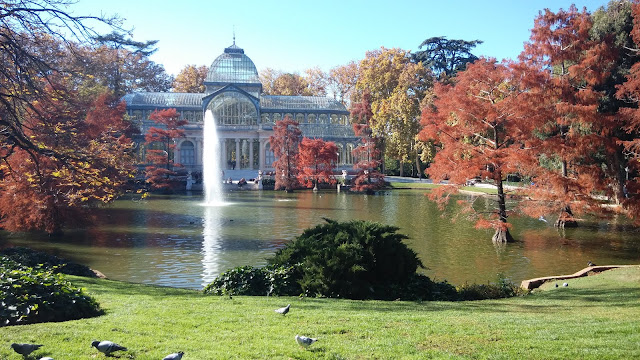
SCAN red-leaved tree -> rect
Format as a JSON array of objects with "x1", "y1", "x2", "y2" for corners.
[
  {"x1": 269, "y1": 116, "x2": 302, "y2": 192},
  {"x1": 144, "y1": 108, "x2": 187, "y2": 190},
  {"x1": 297, "y1": 137, "x2": 338, "y2": 190},
  {"x1": 350, "y1": 91, "x2": 385, "y2": 192},
  {"x1": 616, "y1": 0, "x2": 640, "y2": 221},
  {"x1": 0, "y1": 81, "x2": 135, "y2": 234},
  {"x1": 420, "y1": 58, "x2": 533, "y2": 243},
  {"x1": 518, "y1": 5, "x2": 615, "y2": 228}
]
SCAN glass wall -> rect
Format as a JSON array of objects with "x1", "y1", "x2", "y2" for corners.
[{"x1": 207, "y1": 92, "x2": 258, "y2": 126}]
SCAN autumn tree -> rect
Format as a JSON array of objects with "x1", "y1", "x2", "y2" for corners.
[
  {"x1": 590, "y1": 0, "x2": 640, "y2": 209},
  {"x1": 327, "y1": 61, "x2": 359, "y2": 107},
  {"x1": 412, "y1": 36, "x2": 483, "y2": 81},
  {"x1": 355, "y1": 47, "x2": 433, "y2": 175},
  {"x1": 304, "y1": 67, "x2": 328, "y2": 96},
  {"x1": 297, "y1": 138, "x2": 338, "y2": 190},
  {"x1": 0, "y1": 0, "x2": 121, "y2": 163},
  {"x1": 0, "y1": 80, "x2": 135, "y2": 234},
  {"x1": 350, "y1": 92, "x2": 385, "y2": 193},
  {"x1": 420, "y1": 59, "x2": 534, "y2": 243},
  {"x1": 615, "y1": 0, "x2": 640, "y2": 220},
  {"x1": 92, "y1": 31, "x2": 172, "y2": 97},
  {"x1": 144, "y1": 108, "x2": 187, "y2": 190},
  {"x1": 269, "y1": 116, "x2": 302, "y2": 192},
  {"x1": 519, "y1": 5, "x2": 616, "y2": 228},
  {"x1": 173, "y1": 64, "x2": 208, "y2": 93}
]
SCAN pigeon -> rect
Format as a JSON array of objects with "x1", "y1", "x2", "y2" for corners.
[
  {"x1": 295, "y1": 334, "x2": 318, "y2": 348},
  {"x1": 563, "y1": 282, "x2": 569, "y2": 287},
  {"x1": 275, "y1": 304, "x2": 290, "y2": 315},
  {"x1": 91, "y1": 340, "x2": 127, "y2": 356},
  {"x1": 11, "y1": 343, "x2": 43, "y2": 356},
  {"x1": 163, "y1": 351, "x2": 184, "y2": 360},
  {"x1": 588, "y1": 261, "x2": 596, "y2": 267}
]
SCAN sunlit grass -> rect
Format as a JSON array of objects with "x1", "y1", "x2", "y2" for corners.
[{"x1": 1, "y1": 267, "x2": 638, "y2": 359}]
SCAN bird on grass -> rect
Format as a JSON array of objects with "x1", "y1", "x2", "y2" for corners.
[
  {"x1": 91, "y1": 340, "x2": 127, "y2": 356},
  {"x1": 39, "y1": 357, "x2": 55, "y2": 360},
  {"x1": 11, "y1": 343, "x2": 43, "y2": 357},
  {"x1": 563, "y1": 282, "x2": 569, "y2": 287},
  {"x1": 275, "y1": 304, "x2": 290, "y2": 315},
  {"x1": 163, "y1": 351, "x2": 184, "y2": 360},
  {"x1": 295, "y1": 334, "x2": 318, "y2": 348},
  {"x1": 588, "y1": 261, "x2": 596, "y2": 267}
]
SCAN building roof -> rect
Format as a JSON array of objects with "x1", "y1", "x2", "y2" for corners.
[
  {"x1": 122, "y1": 92, "x2": 203, "y2": 108},
  {"x1": 205, "y1": 43, "x2": 261, "y2": 85},
  {"x1": 260, "y1": 95, "x2": 348, "y2": 112}
]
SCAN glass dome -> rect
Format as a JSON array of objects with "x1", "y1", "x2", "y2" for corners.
[{"x1": 205, "y1": 43, "x2": 261, "y2": 84}]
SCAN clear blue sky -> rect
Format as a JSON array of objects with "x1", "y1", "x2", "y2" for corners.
[{"x1": 68, "y1": 0, "x2": 612, "y2": 76}]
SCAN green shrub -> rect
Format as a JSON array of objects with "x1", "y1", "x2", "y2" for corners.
[
  {"x1": 269, "y1": 219, "x2": 423, "y2": 299},
  {"x1": 203, "y1": 265, "x2": 301, "y2": 296},
  {"x1": 0, "y1": 258, "x2": 103, "y2": 326},
  {"x1": 0, "y1": 247, "x2": 96, "y2": 277}
]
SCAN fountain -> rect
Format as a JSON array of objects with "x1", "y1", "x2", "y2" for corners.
[{"x1": 203, "y1": 110, "x2": 223, "y2": 205}]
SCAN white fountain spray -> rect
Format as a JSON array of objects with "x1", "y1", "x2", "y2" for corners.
[{"x1": 203, "y1": 109, "x2": 223, "y2": 205}]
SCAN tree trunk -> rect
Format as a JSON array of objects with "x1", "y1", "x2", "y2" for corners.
[
  {"x1": 399, "y1": 160, "x2": 404, "y2": 177},
  {"x1": 613, "y1": 147, "x2": 626, "y2": 205},
  {"x1": 415, "y1": 150, "x2": 422, "y2": 180},
  {"x1": 493, "y1": 171, "x2": 514, "y2": 243},
  {"x1": 492, "y1": 227, "x2": 514, "y2": 243},
  {"x1": 555, "y1": 207, "x2": 578, "y2": 228}
]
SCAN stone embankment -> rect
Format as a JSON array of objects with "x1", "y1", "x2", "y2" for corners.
[{"x1": 520, "y1": 265, "x2": 637, "y2": 290}]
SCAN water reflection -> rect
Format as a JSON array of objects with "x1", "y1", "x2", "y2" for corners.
[
  {"x1": 201, "y1": 205, "x2": 223, "y2": 287},
  {"x1": 0, "y1": 191, "x2": 638, "y2": 289}
]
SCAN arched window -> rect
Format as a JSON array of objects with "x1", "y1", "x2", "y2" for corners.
[
  {"x1": 180, "y1": 141, "x2": 195, "y2": 165},
  {"x1": 295, "y1": 113, "x2": 305, "y2": 123},
  {"x1": 346, "y1": 143, "x2": 354, "y2": 165},
  {"x1": 308, "y1": 114, "x2": 316, "y2": 124},
  {"x1": 319, "y1": 114, "x2": 328, "y2": 124},
  {"x1": 336, "y1": 143, "x2": 344, "y2": 165},
  {"x1": 261, "y1": 113, "x2": 271, "y2": 124},
  {"x1": 207, "y1": 92, "x2": 258, "y2": 126},
  {"x1": 265, "y1": 143, "x2": 275, "y2": 167}
]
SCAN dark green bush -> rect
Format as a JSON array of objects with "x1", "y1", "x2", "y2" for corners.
[
  {"x1": 0, "y1": 247, "x2": 96, "y2": 277},
  {"x1": 0, "y1": 257, "x2": 103, "y2": 326},
  {"x1": 269, "y1": 219, "x2": 423, "y2": 299},
  {"x1": 204, "y1": 220, "x2": 526, "y2": 302}
]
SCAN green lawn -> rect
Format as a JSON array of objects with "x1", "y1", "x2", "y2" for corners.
[
  {"x1": 388, "y1": 182, "x2": 499, "y2": 194},
  {"x1": 2, "y1": 267, "x2": 639, "y2": 359}
]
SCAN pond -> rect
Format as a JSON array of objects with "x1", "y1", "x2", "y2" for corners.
[{"x1": 1, "y1": 190, "x2": 639, "y2": 290}]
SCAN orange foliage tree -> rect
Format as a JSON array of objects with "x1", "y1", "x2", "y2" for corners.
[
  {"x1": 297, "y1": 138, "x2": 338, "y2": 190},
  {"x1": 616, "y1": 0, "x2": 640, "y2": 221},
  {"x1": 419, "y1": 59, "x2": 534, "y2": 243},
  {"x1": 518, "y1": 5, "x2": 616, "y2": 228},
  {"x1": 0, "y1": 81, "x2": 135, "y2": 234},
  {"x1": 350, "y1": 91, "x2": 385, "y2": 193},
  {"x1": 269, "y1": 116, "x2": 302, "y2": 192},
  {"x1": 144, "y1": 108, "x2": 187, "y2": 190}
]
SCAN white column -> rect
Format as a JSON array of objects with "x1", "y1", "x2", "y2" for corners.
[
  {"x1": 259, "y1": 139, "x2": 265, "y2": 169},
  {"x1": 235, "y1": 138, "x2": 240, "y2": 170},
  {"x1": 249, "y1": 139, "x2": 254, "y2": 170},
  {"x1": 221, "y1": 139, "x2": 227, "y2": 169}
]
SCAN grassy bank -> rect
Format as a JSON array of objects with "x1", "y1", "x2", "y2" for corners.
[{"x1": 2, "y1": 267, "x2": 639, "y2": 359}]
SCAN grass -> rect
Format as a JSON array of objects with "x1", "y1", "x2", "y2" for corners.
[
  {"x1": 1, "y1": 267, "x2": 639, "y2": 359},
  {"x1": 388, "y1": 181, "x2": 499, "y2": 194}
]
